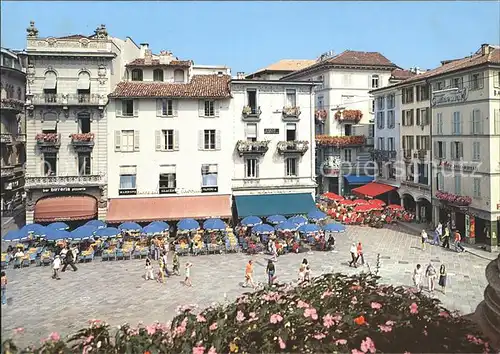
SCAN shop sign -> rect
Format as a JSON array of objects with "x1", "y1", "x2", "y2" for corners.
[
  {"x1": 159, "y1": 187, "x2": 176, "y2": 194},
  {"x1": 201, "y1": 186, "x2": 218, "y2": 193},
  {"x1": 465, "y1": 214, "x2": 470, "y2": 238},
  {"x1": 119, "y1": 189, "x2": 137, "y2": 196},
  {"x1": 470, "y1": 216, "x2": 475, "y2": 238},
  {"x1": 438, "y1": 160, "x2": 477, "y2": 172},
  {"x1": 431, "y1": 87, "x2": 468, "y2": 107},
  {"x1": 42, "y1": 187, "x2": 87, "y2": 193},
  {"x1": 264, "y1": 128, "x2": 279, "y2": 134}
]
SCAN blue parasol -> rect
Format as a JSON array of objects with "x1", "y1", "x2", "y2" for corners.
[
  {"x1": 276, "y1": 221, "x2": 299, "y2": 232},
  {"x1": 288, "y1": 216, "x2": 308, "y2": 227},
  {"x1": 86, "y1": 220, "x2": 107, "y2": 229},
  {"x1": 147, "y1": 221, "x2": 170, "y2": 231},
  {"x1": 118, "y1": 222, "x2": 142, "y2": 232},
  {"x1": 20, "y1": 223, "x2": 46, "y2": 237},
  {"x1": 266, "y1": 215, "x2": 286, "y2": 225},
  {"x1": 252, "y1": 223, "x2": 275, "y2": 235},
  {"x1": 307, "y1": 209, "x2": 327, "y2": 222},
  {"x1": 47, "y1": 222, "x2": 69, "y2": 231},
  {"x1": 69, "y1": 225, "x2": 96, "y2": 241},
  {"x1": 46, "y1": 229, "x2": 71, "y2": 242},
  {"x1": 177, "y1": 218, "x2": 200, "y2": 232},
  {"x1": 203, "y1": 218, "x2": 226, "y2": 231},
  {"x1": 143, "y1": 223, "x2": 165, "y2": 236},
  {"x1": 94, "y1": 227, "x2": 121, "y2": 239},
  {"x1": 298, "y1": 223, "x2": 321, "y2": 234},
  {"x1": 323, "y1": 223, "x2": 346, "y2": 233},
  {"x1": 3, "y1": 230, "x2": 24, "y2": 242},
  {"x1": 240, "y1": 216, "x2": 262, "y2": 227}
]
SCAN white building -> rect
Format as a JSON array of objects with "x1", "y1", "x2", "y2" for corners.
[
  {"x1": 282, "y1": 50, "x2": 399, "y2": 196},
  {"x1": 230, "y1": 78, "x2": 318, "y2": 218},
  {"x1": 23, "y1": 22, "x2": 140, "y2": 224},
  {"x1": 106, "y1": 48, "x2": 234, "y2": 224}
]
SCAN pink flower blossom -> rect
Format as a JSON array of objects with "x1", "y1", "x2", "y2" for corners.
[
  {"x1": 236, "y1": 311, "x2": 246, "y2": 322},
  {"x1": 49, "y1": 332, "x2": 60, "y2": 342},
  {"x1": 193, "y1": 346, "x2": 206, "y2": 354},
  {"x1": 323, "y1": 314, "x2": 336, "y2": 328},
  {"x1": 333, "y1": 314, "x2": 342, "y2": 322},
  {"x1": 466, "y1": 334, "x2": 484, "y2": 345},
  {"x1": 378, "y1": 325, "x2": 392, "y2": 332},
  {"x1": 351, "y1": 296, "x2": 358, "y2": 305},
  {"x1": 146, "y1": 325, "x2": 156, "y2": 336},
  {"x1": 352, "y1": 350, "x2": 364, "y2": 354},
  {"x1": 83, "y1": 335, "x2": 94, "y2": 345},
  {"x1": 209, "y1": 322, "x2": 218, "y2": 331},
  {"x1": 304, "y1": 307, "x2": 318, "y2": 320},
  {"x1": 207, "y1": 347, "x2": 217, "y2": 354},
  {"x1": 249, "y1": 312, "x2": 256, "y2": 318},
  {"x1": 82, "y1": 345, "x2": 92, "y2": 354},
  {"x1": 196, "y1": 314, "x2": 207, "y2": 323},
  {"x1": 297, "y1": 300, "x2": 309, "y2": 308},
  {"x1": 191, "y1": 330, "x2": 196, "y2": 338},
  {"x1": 409, "y1": 302, "x2": 418, "y2": 314},
  {"x1": 278, "y1": 336, "x2": 286, "y2": 349},
  {"x1": 385, "y1": 320, "x2": 395, "y2": 326},
  {"x1": 321, "y1": 290, "x2": 334, "y2": 299},
  {"x1": 360, "y1": 337, "x2": 376, "y2": 353},
  {"x1": 370, "y1": 302, "x2": 382, "y2": 310},
  {"x1": 336, "y1": 339, "x2": 347, "y2": 345},
  {"x1": 14, "y1": 328, "x2": 24, "y2": 334},
  {"x1": 313, "y1": 333, "x2": 326, "y2": 340},
  {"x1": 439, "y1": 311, "x2": 450, "y2": 318},
  {"x1": 270, "y1": 313, "x2": 283, "y2": 324}
]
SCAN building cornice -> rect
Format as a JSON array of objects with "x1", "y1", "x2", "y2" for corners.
[
  {"x1": 27, "y1": 52, "x2": 116, "y2": 59},
  {"x1": 231, "y1": 79, "x2": 320, "y2": 86}
]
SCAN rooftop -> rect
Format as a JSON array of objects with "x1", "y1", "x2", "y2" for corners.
[
  {"x1": 126, "y1": 58, "x2": 192, "y2": 68},
  {"x1": 390, "y1": 68, "x2": 416, "y2": 80}
]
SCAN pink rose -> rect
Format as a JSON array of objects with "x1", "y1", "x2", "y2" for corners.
[
  {"x1": 209, "y1": 322, "x2": 218, "y2": 331},
  {"x1": 196, "y1": 315, "x2": 207, "y2": 323},
  {"x1": 192, "y1": 346, "x2": 205, "y2": 354},
  {"x1": 146, "y1": 325, "x2": 156, "y2": 336},
  {"x1": 236, "y1": 311, "x2": 246, "y2": 322},
  {"x1": 409, "y1": 302, "x2": 418, "y2": 314},
  {"x1": 304, "y1": 307, "x2": 318, "y2": 320},
  {"x1": 297, "y1": 300, "x2": 309, "y2": 308},
  {"x1": 378, "y1": 325, "x2": 392, "y2": 332},
  {"x1": 370, "y1": 302, "x2": 382, "y2": 310},
  {"x1": 336, "y1": 339, "x2": 347, "y2": 345},
  {"x1": 49, "y1": 332, "x2": 60, "y2": 341},
  {"x1": 270, "y1": 313, "x2": 283, "y2": 324},
  {"x1": 278, "y1": 336, "x2": 286, "y2": 349},
  {"x1": 360, "y1": 337, "x2": 376, "y2": 354}
]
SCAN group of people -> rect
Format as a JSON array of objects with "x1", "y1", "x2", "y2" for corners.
[
  {"x1": 413, "y1": 263, "x2": 447, "y2": 293},
  {"x1": 51, "y1": 245, "x2": 80, "y2": 280},
  {"x1": 244, "y1": 258, "x2": 312, "y2": 289},
  {"x1": 420, "y1": 221, "x2": 465, "y2": 253},
  {"x1": 348, "y1": 242, "x2": 364, "y2": 268},
  {"x1": 143, "y1": 247, "x2": 193, "y2": 287}
]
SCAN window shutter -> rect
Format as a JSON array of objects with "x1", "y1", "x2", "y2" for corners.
[
  {"x1": 156, "y1": 99, "x2": 163, "y2": 116},
  {"x1": 155, "y1": 130, "x2": 161, "y2": 151},
  {"x1": 478, "y1": 109, "x2": 483, "y2": 134},
  {"x1": 216, "y1": 130, "x2": 221, "y2": 150},
  {"x1": 134, "y1": 130, "x2": 140, "y2": 151},
  {"x1": 425, "y1": 108, "x2": 429, "y2": 125},
  {"x1": 459, "y1": 142, "x2": 464, "y2": 159},
  {"x1": 116, "y1": 100, "x2": 122, "y2": 117},
  {"x1": 173, "y1": 100, "x2": 178, "y2": 117},
  {"x1": 494, "y1": 72, "x2": 500, "y2": 87},
  {"x1": 198, "y1": 100, "x2": 205, "y2": 117},
  {"x1": 133, "y1": 100, "x2": 139, "y2": 116},
  {"x1": 479, "y1": 72, "x2": 484, "y2": 89},
  {"x1": 416, "y1": 109, "x2": 420, "y2": 125},
  {"x1": 256, "y1": 159, "x2": 260, "y2": 178},
  {"x1": 450, "y1": 142, "x2": 455, "y2": 159},
  {"x1": 442, "y1": 142, "x2": 447, "y2": 159},
  {"x1": 114, "y1": 131, "x2": 121, "y2": 152},
  {"x1": 469, "y1": 111, "x2": 474, "y2": 134},
  {"x1": 174, "y1": 130, "x2": 179, "y2": 150},
  {"x1": 198, "y1": 130, "x2": 204, "y2": 150},
  {"x1": 214, "y1": 101, "x2": 220, "y2": 117}
]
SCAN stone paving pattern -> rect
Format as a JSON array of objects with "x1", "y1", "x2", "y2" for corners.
[{"x1": 0, "y1": 225, "x2": 492, "y2": 347}]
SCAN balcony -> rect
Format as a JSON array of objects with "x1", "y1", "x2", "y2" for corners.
[
  {"x1": 35, "y1": 133, "x2": 61, "y2": 152},
  {"x1": 31, "y1": 93, "x2": 105, "y2": 106},
  {"x1": 277, "y1": 140, "x2": 309, "y2": 155},
  {"x1": 315, "y1": 135, "x2": 365, "y2": 148},
  {"x1": 372, "y1": 149, "x2": 397, "y2": 162},
  {"x1": 1, "y1": 98, "x2": 24, "y2": 112},
  {"x1": 236, "y1": 140, "x2": 269, "y2": 156},
  {"x1": 233, "y1": 176, "x2": 316, "y2": 191},
  {"x1": 25, "y1": 174, "x2": 105, "y2": 189},
  {"x1": 436, "y1": 190, "x2": 471, "y2": 207},
  {"x1": 315, "y1": 109, "x2": 328, "y2": 123},
  {"x1": 401, "y1": 180, "x2": 431, "y2": 192},
  {"x1": 70, "y1": 133, "x2": 95, "y2": 152},
  {"x1": 282, "y1": 106, "x2": 301, "y2": 121},
  {"x1": 334, "y1": 109, "x2": 363, "y2": 124},
  {"x1": 403, "y1": 149, "x2": 413, "y2": 161},
  {"x1": 242, "y1": 106, "x2": 262, "y2": 121}
]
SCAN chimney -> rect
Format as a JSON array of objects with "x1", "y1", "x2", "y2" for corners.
[
  {"x1": 140, "y1": 43, "x2": 149, "y2": 58},
  {"x1": 481, "y1": 43, "x2": 491, "y2": 56},
  {"x1": 144, "y1": 49, "x2": 152, "y2": 65},
  {"x1": 237, "y1": 72, "x2": 245, "y2": 79},
  {"x1": 159, "y1": 50, "x2": 173, "y2": 65}
]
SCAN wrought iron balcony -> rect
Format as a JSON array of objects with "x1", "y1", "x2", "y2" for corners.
[
  {"x1": 70, "y1": 133, "x2": 95, "y2": 152},
  {"x1": 277, "y1": 140, "x2": 309, "y2": 155},
  {"x1": 282, "y1": 106, "x2": 301, "y2": 120},
  {"x1": 0, "y1": 98, "x2": 24, "y2": 112},
  {"x1": 31, "y1": 93, "x2": 105, "y2": 106},
  {"x1": 372, "y1": 149, "x2": 397, "y2": 162},
  {"x1": 25, "y1": 174, "x2": 105, "y2": 188},
  {"x1": 242, "y1": 106, "x2": 262, "y2": 121},
  {"x1": 236, "y1": 140, "x2": 269, "y2": 156},
  {"x1": 35, "y1": 133, "x2": 61, "y2": 152}
]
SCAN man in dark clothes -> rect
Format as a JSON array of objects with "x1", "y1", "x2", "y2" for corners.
[{"x1": 61, "y1": 246, "x2": 78, "y2": 272}]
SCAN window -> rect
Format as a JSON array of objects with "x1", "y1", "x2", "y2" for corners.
[
  {"x1": 119, "y1": 165, "x2": 137, "y2": 191},
  {"x1": 473, "y1": 178, "x2": 481, "y2": 198},
  {"x1": 43, "y1": 71, "x2": 57, "y2": 102},
  {"x1": 201, "y1": 164, "x2": 218, "y2": 187},
  {"x1": 286, "y1": 123, "x2": 296, "y2": 141},
  {"x1": 285, "y1": 158, "x2": 298, "y2": 177},
  {"x1": 77, "y1": 112, "x2": 91, "y2": 133},
  {"x1": 387, "y1": 110, "x2": 395, "y2": 128},
  {"x1": 376, "y1": 96, "x2": 385, "y2": 111},
  {"x1": 452, "y1": 112, "x2": 461, "y2": 134},
  {"x1": 77, "y1": 72, "x2": 91, "y2": 101},
  {"x1": 163, "y1": 130, "x2": 175, "y2": 150},
  {"x1": 451, "y1": 141, "x2": 463, "y2": 160},
  {"x1": 246, "y1": 89, "x2": 258, "y2": 113},
  {"x1": 416, "y1": 85, "x2": 429, "y2": 101},
  {"x1": 343, "y1": 74, "x2": 352, "y2": 87},
  {"x1": 452, "y1": 77, "x2": 463, "y2": 89},
  {"x1": 405, "y1": 163, "x2": 414, "y2": 182},
  {"x1": 344, "y1": 149, "x2": 352, "y2": 162},
  {"x1": 204, "y1": 100, "x2": 215, "y2": 117},
  {"x1": 131, "y1": 69, "x2": 143, "y2": 81},
  {"x1": 417, "y1": 163, "x2": 428, "y2": 185},
  {"x1": 471, "y1": 109, "x2": 482, "y2": 134},
  {"x1": 387, "y1": 94, "x2": 395, "y2": 109},
  {"x1": 317, "y1": 96, "x2": 324, "y2": 109},
  {"x1": 436, "y1": 141, "x2": 446, "y2": 159},
  {"x1": 344, "y1": 124, "x2": 352, "y2": 136},
  {"x1": 174, "y1": 69, "x2": 184, "y2": 83},
  {"x1": 494, "y1": 71, "x2": 500, "y2": 88},
  {"x1": 402, "y1": 109, "x2": 414, "y2": 126},
  {"x1": 286, "y1": 89, "x2": 296, "y2": 107},
  {"x1": 245, "y1": 158, "x2": 258, "y2": 178},
  {"x1": 159, "y1": 165, "x2": 176, "y2": 190},
  {"x1": 203, "y1": 129, "x2": 216, "y2": 150},
  {"x1": 454, "y1": 176, "x2": 461, "y2": 195},
  {"x1": 121, "y1": 130, "x2": 135, "y2": 152},
  {"x1": 435, "y1": 81, "x2": 444, "y2": 91},
  {"x1": 377, "y1": 161, "x2": 383, "y2": 177},
  {"x1": 418, "y1": 136, "x2": 430, "y2": 150},
  {"x1": 402, "y1": 87, "x2": 414, "y2": 104},
  {"x1": 245, "y1": 123, "x2": 257, "y2": 142},
  {"x1": 417, "y1": 108, "x2": 429, "y2": 126},
  {"x1": 495, "y1": 109, "x2": 500, "y2": 135},
  {"x1": 371, "y1": 75, "x2": 379, "y2": 89},
  {"x1": 17, "y1": 87, "x2": 22, "y2": 101},
  {"x1": 402, "y1": 135, "x2": 414, "y2": 151},
  {"x1": 436, "y1": 113, "x2": 443, "y2": 135},
  {"x1": 370, "y1": 99, "x2": 375, "y2": 113},
  {"x1": 376, "y1": 112, "x2": 385, "y2": 129},
  {"x1": 388, "y1": 137, "x2": 395, "y2": 151},
  {"x1": 472, "y1": 141, "x2": 481, "y2": 161},
  {"x1": 153, "y1": 69, "x2": 164, "y2": 82},
  {"x1": 160, "y1": 99, "x2": 174, "y2": 116},
  {"x1": 378, "y1": 137, "x2": 384, "y2": 150},
  {"x1": 469, "y1": 72, "x2": 483, "y2": 90},
  {"x1": 78, "y1": 152, "x2": 91, "y2": 176},
  {"x1": 43, "y1": 153, "x2": 57, "y2": 176},
  {"x1": 388, "y1": 163, "x2": 396, "y2": 179},
  {"x1": 121, "y1": 100, "x2": 134, "y2": 116}
]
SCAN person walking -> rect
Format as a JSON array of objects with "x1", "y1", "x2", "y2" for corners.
[
  {"x1": 426, "y1": 264, "x2": 437, "y2": 293},
  {"x1": 433, "y1": 222, "x2": 442, "y2": 245},
  {"x1": 172, "y1": 252, "x2": 180, "y2": 276},
  {"x1": 442, "y1": 226, "x2": 450, "y2": 249},
  {"x1": 1, "y1": 271, "x2": 7, "y2": 305},
  {"x1": 184, "y1": 262, "x2": 193, "y2": 287},
  {"x1": 157, "y1": 256, "x2": 165, "y2": 283},
  {"x1": 145, "y1": 257, "x2": 154, "y2": 280},
  {"x1": 412, "y1": 264, "x2": 424, "y2": 292},
  {"x1": 349, "y1": 243, "x2": 358, "y2": 268},
  {"x1": 270, "y1": 240, "x2": 278, "y2": 262},
  {"x1": 454, "y1": 230, "x2": 465, "y2": 253},
  {"x1": 439, "y1": 264, "x2": 447, "y2": 294},
  {"x1": 266, "y1": 260, "x2": 276, "y2": 287},
  {"x1": 420, "y1": 229, "x2": 428, "y2": 250},
  {"x1": 356, "y1": 242, "x2": 365, "y2": 265},
  {"x1": 52, "y1": 255, "x2": 61, "y2": 280},
  {"x1": 61, "y1": 246, "x2": 78, "y2": 272},
  {"x1": 162, "y1": 252, "x2": 169, "y2": 277},
  {"x1": 244, "y1": 260, "x2": 256, "y2": 288}
]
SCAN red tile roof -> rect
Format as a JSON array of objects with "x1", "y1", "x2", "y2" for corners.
[
  {"x1": 390, "y1": 68, "x2": 416, "y2": 80},
  {"x1": 109, "y1": 74, "x2": 231, "y2": 98},
  {"x1": 126, "y1": 58, "x2": 192, "y2": 68}
]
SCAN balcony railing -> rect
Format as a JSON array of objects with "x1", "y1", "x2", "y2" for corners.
[
  {"x1": 70, "y1": 133, "x2": 95, "y2": 152},
  {"x1": 372, "y1": 149, "x2": 397, "y2": 162},
  {"x1": 242, "y1": 106, "x2": 262, "y2": 121},
  {"x1": 31, "y1": 93, "x2": 105, "y2": 106},
  {"x1": 403, "y1": 149, "x2": 413, "y2": 160},
  {"x1": 334, "y1": 109, "x2": 363, "y2": 123},
  {"x1": 282, "y1": 106, "x2": 301, "y2": 120},
  {"x1": 1, "y1": 98, "x2": 24, "y2": 112},
  {"x1": 401, "y1": 180, "x2": 431, "y2": 191},
  {"x1": 315, "y1": 135, "x2": 365, "y2": 148},
  {"x1": 277, "y1": 140, "x2": 309, "y2": 155},
  {"x1": 236, "y1": 140, "x2": 269, "y2": 156},
  {"x1": 233, "y1": 176, "x2": 315, "y2": 190},
  {"x1": 35, "y1": 133, "x2": 61, "y2": 152},
  {"x1": 25, "y1": 174, "x2": 105, "y2": 188}
]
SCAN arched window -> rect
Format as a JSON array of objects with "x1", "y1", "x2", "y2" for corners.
[
  {"x1": 44, "y1": 71, "x2": 58, "y2": 102},
  {"x1": 174, "y1": 69, "x2": 184, "y2": 83},
  {"x1": 131, "y1": 69, "x2": 143, "y2": 81},
  {"x1": 17, "y1": 87, "x2": 22, "y2": 101},
  {"x1": 153, "y1": 69, "x2": 164, "y2": 82},
  {"x1": 371, "y1": 74, "x2": 379, "y2": 89}
]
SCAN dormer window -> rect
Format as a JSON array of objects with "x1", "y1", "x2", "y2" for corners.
[
  {"x1": 174, "y1": 69, "x2": 184, "y2": 83},
  {"x1": 153, "y1": 69, "x2": 164, "y2": 82},
  {"x1": 131, "y1": 69, "x2": 143, "y2": 81},
  {"x1": 371, "y1": 75, "x2": 379, "y2": 89}
]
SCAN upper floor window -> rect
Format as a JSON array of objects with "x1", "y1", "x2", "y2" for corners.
[
  {"x1": 17, "y1": 87, "x2": 22, "y2": 101},
  {"x1": 77, "y1": 71, "x2": 91, "y2": 94},
  {"x1": 153, "y1": 69, "x2": 164, "y2": 82},
  {"x1": 286, "y1": 123, "x2": 296, "y2": 141},
  {"x1": 44, "y1": 71, "x2": 58, "y2": 96},
  {"x1": 285, "y1": 89, "x2": 296, "y2": 107},
  {"x1": 174, "y1": 69, "x2": 184, "y2": 83},
  {"x1": 469, "y1": 72, "x2": 484, "y2": 90},
  {"x1": 494, "y1": 71, "x2": 500, "y2": 88},
  {"x1": 131, "y1": 69, "x2": 143, "y2": 81},
  {"x1": 452, "y1": 77, "x2": 463, "y2": 89},
  {"x1": 120, "y1": 99, "x2": 135, "y2": 117},
  {"x1": 386, "y1": 94, "x2": 395, "y2": 109},
  {"x1": 317, "y1": 96, "x2": 324, "y2": 109},
  {"x1": 402, "y1": 87, "x2": 414, "y2": 104},
  {"x1": 376, "y1": 112, "x2": 385, "y2": 129},
  {"x1": 371, "y1": 75, "x2": 380, "y2": 89},
  {"x1": 245, "y1": 123, "x2": 257, "y2": 142},
  {"x1": 77, "y1": 112, "x2": 91, "y2": 134},
  {"x1": 246, "y1": 89, "x2": 258, "y2": 112},
  {"x1": 156, "y1": 99, "x2": 176, "y2": 117},
  {"x1": 376, "y1": 96, "x2": 385, "y2": 111},
  {"x1": 115, "y1": 130, "x2": 139, "y2": 152},
  {"x1": 416, "y1": 85, "x2": 429, "y2": 101}
]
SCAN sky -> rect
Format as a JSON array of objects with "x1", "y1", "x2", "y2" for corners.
[{"x1": 2, "y1": 1, "x2": 499, "y2": 73}]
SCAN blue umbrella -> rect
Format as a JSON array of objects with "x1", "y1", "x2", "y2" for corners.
[
  {"x1": 143, "y1": 224, "x2": 165, "y2": 236},
  {"x1": 118, "y1": 222, "x2": 142, "y2": 232},
  {"x1": 240, "y1": 216, "x2": 262, "y2": 227},
  {"x1": 203, "y1": 218, "x2": 226, "y2": 231},
  {"x1": 147, "y1": 221, "x2": 170, "y2": 231},
  {"x1": 252, "y1": 223, "x2": 275, "y2": 235},
  {"x1": 323, "y1": 223, "x2": 346, "y2": 233},
  {"x1": 46, "y1": 229, "x2": 71, "y2": 242},
  {"x1": 86, "y1": 220, "x2": 107, "y2": 229},
  {"x1": 298, "y1": 223, "x2": 321, "y2": 234},
  {"x1": 94, "y1": 227, "x2": 121, "y2": 239},
  {"x1": 177, "y1": 218, "x2": 200, "y2": 232},
  {"x1": 288, "y1": 216, "x2": 308, "y2": 227},
  {"x1": 3, "y1": 230, "x2": 23, "y2": 242},
  {"x1": 69, "y1": 225, "x2": 96, "y2": 241},
  {"x1": 266, "y1": 215, "x2": 286, "y2": 225},
  {"x1": 47, "y1": 222, "x2": 69, "y2": 231},
  {"x1": 307, "y1": 209, "x2": 327, "y2": 222},
  {"x1": 276, "y1": 221, "x2": 299, "y2": 232},
  {"x1": 20, "y1": 223, "x2": 46, "y2": 237}
]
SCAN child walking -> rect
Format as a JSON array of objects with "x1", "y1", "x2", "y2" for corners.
[
  {"x1": 52, "y1": 255, "x2": 61, "y2": 280},
  {"x1": 157, "y1": 257, "x2": 165, "y2": 283},
  {"x1": 144, "y1": 257, "x2": 154, "y2": 280},
  {"x1": 1, "y1": 271, "x2": 7, "y2": 305},
  {"x1": 439, "y1": 264, "x2": 447, "y2": 294},
  {"x1": 184, "y1": 262, "x2": 193, "y2": 287}
]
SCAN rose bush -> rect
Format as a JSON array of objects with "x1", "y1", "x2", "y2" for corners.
[{"x1": 2, "y1": 273, "x2": 490, "y2": 353}]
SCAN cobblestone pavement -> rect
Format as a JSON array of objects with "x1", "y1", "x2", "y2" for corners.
[{"x1": 1, "y1": 225, "x2": 490, "y2": 347}]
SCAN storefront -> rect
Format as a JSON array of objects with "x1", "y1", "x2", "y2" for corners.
[
  {"x1": 233, "y1": 192, "x2": 315, "y2": 219},
  {"x1": 1, "y1": 167, "x2": 24, "y2": 216}
]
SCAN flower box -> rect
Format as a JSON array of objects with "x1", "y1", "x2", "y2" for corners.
[
  {"x1": 282, "y1": 106, "x2": 301, "y2": 118},
  {"x1": 315, "y1": 109, "x2": 328, "y2": 121},
  {"x1": 335, "y1": 110, "x2": 363, "y2": 123},
  {"x1": 236, "y1": 140, "x2": 270, "y2": 155},
  {"x1": 436, "y1": 190, "x2": 472, "y2": 206},
  {"x1": 316, "y1": 135, "x2": 365, "y2": 147},
  {"x1": 35, "y1": 133, "x2": 60, "y2": 143},
  {"x1": 70, "y1": 133, "x2": 95, "y2": 142}
]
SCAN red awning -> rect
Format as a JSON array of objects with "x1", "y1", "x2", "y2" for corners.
[
  {"x1": 107, "y1": 195, "x2": 232, "y2": 223},
  {"x1": 34, "y1": 196, "x2": 97, "y2": 222},
  {"x1": 322, "y1": 192, "x2": 343, "y2": 201},
  {"x1": 352, "y1": 182, "x2": 396, "y2": 198}
]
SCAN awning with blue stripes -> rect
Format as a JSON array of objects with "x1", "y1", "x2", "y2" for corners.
[
  {"x1": 235, "y1": 193, "x2": 315, "y2": 218},
  {"x1": 344, "y1": 175, "x2": 375, "y2": 185}
]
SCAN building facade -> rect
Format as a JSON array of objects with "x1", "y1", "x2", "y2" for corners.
[
  {"x1": 1, "y1": 47, "x2": 27, "y2": 216},
  {"x1": 24, "y1": 22, "x2": 140, "y2": 225}
]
